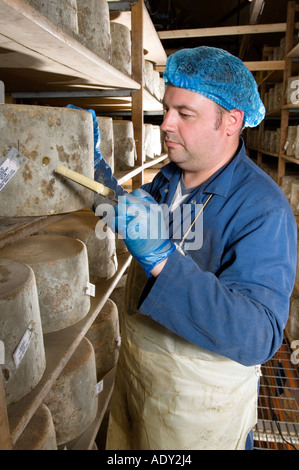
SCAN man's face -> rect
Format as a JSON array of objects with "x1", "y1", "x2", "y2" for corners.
[{"x1": 161, "y1": 85, "x2": 229, "y2": 174}]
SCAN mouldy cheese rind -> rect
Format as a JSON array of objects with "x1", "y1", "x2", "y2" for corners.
[
  {"x1": 0, "y1": 259, "x2": 46, "y2": 406},
  {"x1": 0, "y1": 235, "x2": 91, "y2": 334},
  {"x1": 0, "y1": 104, "x2": 94, "y2": 217}
]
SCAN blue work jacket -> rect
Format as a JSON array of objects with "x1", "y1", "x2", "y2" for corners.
[{"x1": 96, "y1": 139, "x2": 297, "y2": 366}]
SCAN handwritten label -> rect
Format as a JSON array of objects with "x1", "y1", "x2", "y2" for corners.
[
  {"x1": 13, "y1": 325, "x2": 33, "y2": 368},
  {"x1": 0, "y1": 148, "x2": 28, "y2": 192}
]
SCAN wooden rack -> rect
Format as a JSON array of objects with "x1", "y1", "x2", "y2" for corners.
[
  {"x1": 0, "y1": 0, "x2": 165, "y2": 450},
  {"x1": 246, "y1": 1, "x2": 299, "y2": 186}
]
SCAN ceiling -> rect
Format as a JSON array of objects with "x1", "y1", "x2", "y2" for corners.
[{"x1": 145, "y1": 0, "x2": 292, "y2": 61}]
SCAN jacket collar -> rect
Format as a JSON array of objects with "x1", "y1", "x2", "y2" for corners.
[{"x1": 160, "y1": 138, "x2": 246, "y2": 198}]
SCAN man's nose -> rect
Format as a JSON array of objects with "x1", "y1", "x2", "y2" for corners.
[{"x1": 161, "y1": 110, "x2": 176, "y2": 133}]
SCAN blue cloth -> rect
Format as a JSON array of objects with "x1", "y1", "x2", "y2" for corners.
[
  {"x1": 95, "y1": 138, "x2": 297, "y2": 366},
  {"x1": 164, "y1": 47, "x2": 265, "y2": 128}
]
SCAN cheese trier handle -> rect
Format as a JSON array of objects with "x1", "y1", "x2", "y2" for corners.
[{"x1": 55, "y1": 165, "x2": 117, "y2": 202}]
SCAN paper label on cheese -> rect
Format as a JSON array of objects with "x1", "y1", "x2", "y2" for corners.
[
  {"x1": 95, "y1": 380, "x2": 103, "y2": 395},
  {"x1": 86, "y1": 282, "x2": 95, "y2": 297},
  {"x1": 0, "y1": 148, "x2": 28, "y2": 192},
  {"x1": 13, "y1": 325, "x2": 33, "y2": 368}
]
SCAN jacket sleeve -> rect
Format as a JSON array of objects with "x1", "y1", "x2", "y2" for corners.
[{"x1": 138, "y1": 207, "x2": 297, "y2": 366}]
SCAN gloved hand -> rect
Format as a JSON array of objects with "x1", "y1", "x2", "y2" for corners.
[
  {"x1": 114, "y1": 188, "x2": 176, "y2": 277},
  {"x1": 66, "y1": 104, "x2": 102, "y2": 170}
]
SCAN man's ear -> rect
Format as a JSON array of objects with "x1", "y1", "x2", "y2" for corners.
[{"x1": 225, "y1": 109, "x2": 244, "y2": 136}]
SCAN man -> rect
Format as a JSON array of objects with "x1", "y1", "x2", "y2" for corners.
[{"x1": 93, "y1": 46, "x2": 297, "y2": 450}]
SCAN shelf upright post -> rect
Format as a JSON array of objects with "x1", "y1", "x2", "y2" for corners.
[
  {"x1": 278, "y1": 0, "x2": 296, "y2": 186},
  {"x1": 0, "y1": 373, "x2": 12, "y2": 450},
  {"x1": 131, "y1": 0, "x2": 145, "y2": 189}
]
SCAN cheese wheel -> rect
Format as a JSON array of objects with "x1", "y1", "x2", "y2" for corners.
[
  {"x1": 39, "y1": 210, "x2": 117, "y2": 283},
  {"x1": 0, "y1": 235, "x2": 90, "y2": 333},
  {"x1": 44, "y1": 337, "x2": 98, "y2": 446},
  {"x1": 0, "y1": 259, "x2": 46, "y2": 405},
  {"x1": 0, "y1": 104, "x2": 94, "y2": 216},
  {"x1": 14, "y1": 403, "x2": 57, "y2": 450},
  {"x1": 113, "y1": 120, "x2": 135, "y2": 171},
  {"x1": 110, "y1": 22, "x2": 132, "y2": 76},
  {"x1": 86, "y1": 299, "x2": 120, "y2": 380},
  {"x1": 25, "y1": 0, "x2": 78, "y2": 37},
  {"x1": 97, "y1": 116, "x2": 114, "y2": 173},
  {"x1": 76, "y1": 0, "x2": 111, "y2": 62}
]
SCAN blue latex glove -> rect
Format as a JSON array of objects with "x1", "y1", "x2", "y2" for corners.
[
  {"x1": 66, "y1": 104, "x2": 102, "y2": 170},
  {"x1": 115, "y1": 188, "x2": 176, "y2": 277}
]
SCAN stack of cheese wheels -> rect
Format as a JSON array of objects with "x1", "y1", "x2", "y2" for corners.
[
  {"x1": 97, "y1": 116, "x2": 114, "y2": 173},
  {"x1": 39, "y1": 210, "x2": 118, "y2": 284},
  {"x1": 44, "y1": 337, "x2": 98, "y2": 446},
  {"x1": 144, "y1": 124, "x2": 154, "y2": 160},
  {"x1": 110, "y1": 22, "x2": 132, "y2": 76},
  {"x1": 0, "y1": 235, "x2": 90, "y2": 334},
  {"x1": 152, "y1": 125, "x2": 162, "y2": 157},
  {"x1": 152, "y1": 70, "x2": 161, "y2": 100},
  {"x1": 76, "y1": 0, "x2": 111, "y2": 62},
  {"x1": 25, "y1": 0, "x2": 79, "y2": 37},
  {"x1": 144, "y1": 60, "x2": 154, "y2": 94},
  {"x1": 0, "y1": 259, "x2": 46, "y2": 405},
  {"x1": 14, "y1": 403, "x2": 57, "y2": 450},
  {"x1": 0, "y1": 104, "x2": 94, "y2": 217},
  {"x1": 113, "y1": 120, "x2": 135, "y2": 171},
  {"x1": 86, "y1": 299, "x2": 120, "y2": 381}
]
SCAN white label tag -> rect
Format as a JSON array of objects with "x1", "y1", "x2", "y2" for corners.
[
  {"x1": 13, "y1": 325, "x2": 33, "y2": 368},
  {"x1": 0, "y1": 80, "x2": 4, "y2": 104},
  {"x1": 0, "y1": 340, "x2": 5, "y2": 365},
  {"x1": 86, "y1": 282, "x2": 95, "y2": 297},
  {"x1": 0, "y1": 148, "x2": 28, "y2": 192},
  {"x1": 284, "y1": 140, "x2": 289, "y2": 150},
  {"x1": 95, "y1": 380, "x2": 103, "y2": 395}
]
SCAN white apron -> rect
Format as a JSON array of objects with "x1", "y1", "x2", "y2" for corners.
[{"x1": 106, "y1": 260, "x2": 261, "y2": 450}]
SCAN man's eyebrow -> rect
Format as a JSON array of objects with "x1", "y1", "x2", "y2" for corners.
[{"x1": 162, "y1": 101, "x2": 198, "y2": 113}]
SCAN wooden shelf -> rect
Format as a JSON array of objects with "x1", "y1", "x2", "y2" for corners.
[
  {"x1": 0, "y1": 214, "x2": 68, "y2": 250},
  {"x1": 115, "y1": 153, "x2": 168, "y2": 184},
  {"x1": 287, "y1": 41, "x2": 299, "y2": 58},
  {"x1": 248, "y1": 147, "x2": 299, "y2": 164},
  {"x1": 8, "y1": 252, "x2": 132, "y2": 446},
  {"x1": 14, "y1": 88, "x2": 163, "y2": 114},
  {"x1": 0, "y1": 0, "x2": 140, "y2": 93}
]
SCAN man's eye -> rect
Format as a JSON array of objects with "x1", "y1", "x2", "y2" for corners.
[{"x1": 179, "y1": 112, "x2": 191, "y2": 118}]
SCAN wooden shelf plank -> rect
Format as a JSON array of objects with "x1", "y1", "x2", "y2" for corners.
[
  {"x1": 158, "y1": 23, "x2": 288, "y2": 40},
  {"x1": 115, "y1": 153, "x2": 168, "y2": 184},
  {"x1": 7, "y1": 252, "x2": 132, "y2": 445},
  {"x1": 244, "y1": 60, "x2": 285, "y2": 71},
  {"x1": 0, "y1": 0, "x2": 140, "y2": 92},
  {"x1": 142, "y1": 153, "x2": 168, "y2": 169},
  {"x1": 287, "y1": 42, "x2": 299, "y2": 59},
  {"x1": 0, "y1": 214, "x2": 68, "y2": 250}
]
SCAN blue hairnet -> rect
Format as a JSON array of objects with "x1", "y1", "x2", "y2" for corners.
[{"x1": 163, "y1": 46, "x2": 265, "y2": 128}]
